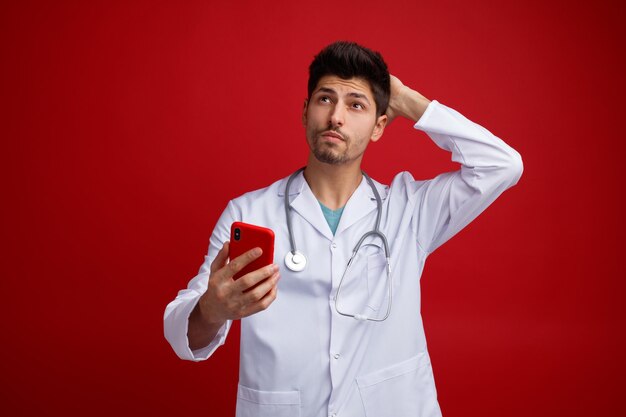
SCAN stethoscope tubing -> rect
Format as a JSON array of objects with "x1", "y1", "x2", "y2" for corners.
[{"x1": 283, "y1": 167, "x2": 392, "y2": 321}]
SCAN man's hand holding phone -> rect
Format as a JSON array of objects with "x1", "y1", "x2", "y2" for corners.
[
  {"x1": 188, "y1": 224, "x2": 278, "y2": 350},
  {"x1": 199, "y1": 241, "x2": 279, "y2": 322}
]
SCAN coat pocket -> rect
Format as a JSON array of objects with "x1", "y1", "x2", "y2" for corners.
[
  {"x1": 366, "y1": 252, "x2": 388, "y2": 311},
  {"x1": 356, "y1": 353, "x2": 442, "y2": 417},
  {"x1": 236, "y1": 384, "x2": 301, "y2": 417}
]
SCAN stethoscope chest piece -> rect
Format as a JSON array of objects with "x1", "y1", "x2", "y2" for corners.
[{"x1": 285, "y1": 250, "x2": 307, "y2": 272}]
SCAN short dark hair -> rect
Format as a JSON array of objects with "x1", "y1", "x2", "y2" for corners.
[{"x1": 307, "y1": 41, "x2": 391, "y2": 118}]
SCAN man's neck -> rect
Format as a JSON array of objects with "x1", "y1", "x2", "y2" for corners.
[{"x1": 303, "y1": 154, "x2": 363, "y2": 210}]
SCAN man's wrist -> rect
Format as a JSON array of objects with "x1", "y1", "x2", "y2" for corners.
[
  {"x1": 188, "y1": 301, "x2": 225, "y2": 350},
  {"x1": 193, "y1": 298, "x2": 225, "y2": 328}
]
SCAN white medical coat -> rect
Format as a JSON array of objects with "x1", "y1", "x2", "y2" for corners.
[{"x1": 164, "y1": 100, "x2": 523, "y2": 417}]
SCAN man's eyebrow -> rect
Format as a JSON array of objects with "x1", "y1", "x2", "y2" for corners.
[
  {"x1": 348, "y1": 92, "x2": 370, "y2": 104},
  {"x1": 315, "y1": 87, "x2": 337, "y2": 95},
  {"x1": 314, "y1": 87, "x2": 371, "y2": 104}
]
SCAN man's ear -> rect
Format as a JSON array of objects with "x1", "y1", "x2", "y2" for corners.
[
  {"x1": 302, "y1": 99, "x2": 309, "y2": 126},
  {"x1": 370, "y1": 114, "x2": 388, "y2": 142}
]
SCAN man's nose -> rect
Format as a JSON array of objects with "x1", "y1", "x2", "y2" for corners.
[{"x1": 329, "y1": 104, "x2": 345, "y2": 127}]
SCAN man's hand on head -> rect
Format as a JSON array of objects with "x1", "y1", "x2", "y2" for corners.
[{"x1": 385, "y1": 75, "x2": 431, "y2": 124}]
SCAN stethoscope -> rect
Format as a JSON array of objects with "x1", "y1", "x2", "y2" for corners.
[{"x1": 283, "y1": 168, "x2": 393, "y2": 321}]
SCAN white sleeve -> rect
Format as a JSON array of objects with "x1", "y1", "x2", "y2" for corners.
[
  {"x1": 163, "y1": 201, "x2": 237, "y2": 361},
  {"x1": 412, "y1": 100, "x2": 523, "y2": 254}
]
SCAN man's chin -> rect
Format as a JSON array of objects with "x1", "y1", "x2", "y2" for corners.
[{"x1": 312, "y1": 149, "x2": 345, "y2": 165}]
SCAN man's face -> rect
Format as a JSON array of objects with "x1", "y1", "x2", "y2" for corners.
[{"x1": 303, "y1": 75, "x2": 387, "y2": 165}]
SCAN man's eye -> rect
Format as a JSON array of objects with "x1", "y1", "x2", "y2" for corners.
[
  {"x1": 352, "y1": 103, "x2": 364, "y2": 109},
  {"x1": 320, "y1": 96, "x2": 331, "y2": 103}
]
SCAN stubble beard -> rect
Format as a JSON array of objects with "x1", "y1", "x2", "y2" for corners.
[{"x1": 308, "y1": 128, "x2": 350, "y2": 165}]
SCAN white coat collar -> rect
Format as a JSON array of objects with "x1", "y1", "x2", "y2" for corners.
[{"x1": 277, "y1": 169, "x2": 389, "y2": 240}]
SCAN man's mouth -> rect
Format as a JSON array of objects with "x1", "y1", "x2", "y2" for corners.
[{"x1": 320, "y1": 131, "x2": 345, "y2": 142}]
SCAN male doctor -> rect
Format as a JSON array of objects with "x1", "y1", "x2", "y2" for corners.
[{"x1": 164, "y1": 41, "x2": 523, "y2": 416}]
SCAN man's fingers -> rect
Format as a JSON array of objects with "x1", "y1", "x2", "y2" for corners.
[
  {"x1": 224, "y1": 247, "x2": 263, "y2": 278},
  {"x1": 242, "y1": 271, "x2": 280, "y2": 303},
  {"x1": 210, "y1": 241, "x2": 230, "y2": 274},
  {"x1": 241, "y1": 284, "x2": 278, "y2": 317},
  {"x1": 235, "y1": 263, "x2": 279, "y2": 292}
]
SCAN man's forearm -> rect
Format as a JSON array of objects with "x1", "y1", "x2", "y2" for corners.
[
  {"x1": 393, "y1": 87, "x2": 431, "y2": 122},
  {"x1": 187, "y1": 302, "x2": 224, "y2": 351},
  {"x1": 386, "y1": 75, "x2": 431, "y2": 123}
]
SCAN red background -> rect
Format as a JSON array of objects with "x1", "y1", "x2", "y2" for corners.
[{"x1": 2, "y1": 1, "x2": 625, "y2": 415}]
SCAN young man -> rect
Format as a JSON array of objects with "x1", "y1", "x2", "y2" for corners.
[{"x1": 164, "y1": 41, "x2": 523, "y2": 416}]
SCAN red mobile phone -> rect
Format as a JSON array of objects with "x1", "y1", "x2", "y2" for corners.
[{"x1": 229, "y1": 222, "x2": 275, "y2": 280}]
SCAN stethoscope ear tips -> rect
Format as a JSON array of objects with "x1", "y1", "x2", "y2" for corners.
[{"x1": 285, "y1": 250, "x2": 307, "y2": 272}]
